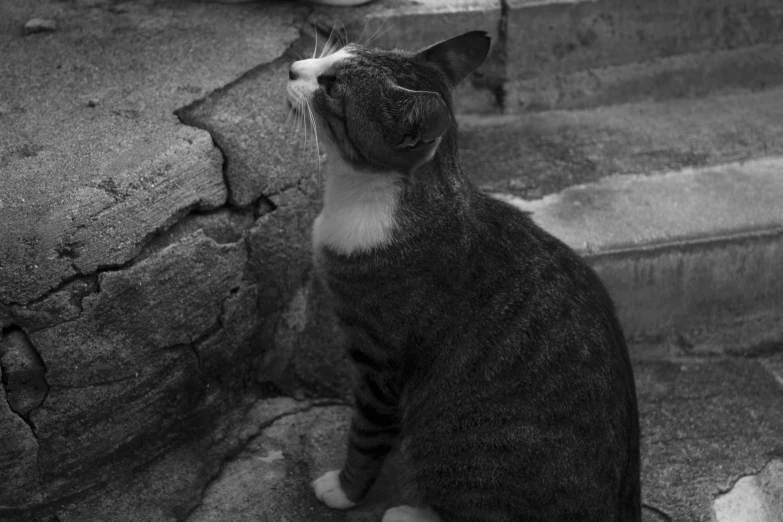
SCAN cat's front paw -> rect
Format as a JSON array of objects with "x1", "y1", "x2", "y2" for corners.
[{"x1": 312, "y1": 470, "x2": 357, "y2": 509}]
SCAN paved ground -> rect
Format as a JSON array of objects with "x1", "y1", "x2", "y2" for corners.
[
  {"x1": 2, "y1": 0, "x2": 783, "y2": 521},
  {"x1": 178, "y1": 357, "x2": 783, "y2": 522},
  {"x1": 39, "y1": 356, "x2": 783, "y2": 522}
]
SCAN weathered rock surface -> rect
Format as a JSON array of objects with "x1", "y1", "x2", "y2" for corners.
[
  {"x1": 177, "y1": 54, "x2": 318, "y2": 207},
  {"x1": 0, "y1": 0, "x2": 313, "y2": 516},
  {"x1": 0, "y1": 360, "x2": 44, "y2": 510},
  {"x1": 25, "y1": 232, "x2": 246, "y2": 500},
  {"x1": 51, "y1": 398, "x2": 316, "y2": 522},
  {"x1": 0, "y1": 328, "x2": 48, "y2": 418},
  {"x1": 177, "y1": 34, "x2": 352, "y2": 398},
  {"x1": 1, "y1": 0, "x2": 305, "y2": 304}
]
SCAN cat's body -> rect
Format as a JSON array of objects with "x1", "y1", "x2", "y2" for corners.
[{"x1": 287, "y1": 31, "x2": 640, "y2": 522}]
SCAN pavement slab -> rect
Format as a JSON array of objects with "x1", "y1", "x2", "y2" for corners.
[{"x1": 181, "y1": 358, "x2": 783, "y2": 522}]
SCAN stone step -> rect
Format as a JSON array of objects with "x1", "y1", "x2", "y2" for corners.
[
  {"x1": 458, "y1": 85, "x2": 783, "y2": 199},
  {"x1": 455, "y1": 86, "x2": 783, "y2": 355},
  {"x1": 492, "y1": 156, "x2": 783, "y2": 356},
  {"x1": 309, "y1": 0, "x2": 783, "y2": 113},
  {"x1": 180, "y1": 356, "x2": 783, "y2": 522},
  {"x1": 504, "y1": 42, "x2": 783, "y2": 113}
]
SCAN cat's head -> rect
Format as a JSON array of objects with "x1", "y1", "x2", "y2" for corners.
[{"x1": 286, "y1": 31, "x2": 491, "y2": 173}]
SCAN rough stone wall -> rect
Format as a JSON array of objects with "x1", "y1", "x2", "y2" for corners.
[{"x1": 0, "y1": 1, "x2": 350, "y2": 517}]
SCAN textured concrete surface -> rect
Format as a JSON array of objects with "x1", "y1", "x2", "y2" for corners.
[
  {"x1": 496, "y1": 158, "x2": 783, "y2": 254},
  {"x1": 459, "y1": 85, "x2": 783, "y2": 199},
  {"x1": 177, "y1": 358, "x2": 783, "y2": 522},
  {"x1": 505, "y1": 42, "x2": 783, "y2": 112},
  {"x1": 506, "y1": 0, "x2": 783, "y2": 80},
  {"x1": 494, "y1": 158, "x2": 783, "y2": 353}
]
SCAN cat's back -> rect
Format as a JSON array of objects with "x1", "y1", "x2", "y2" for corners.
[{"x1": 400, "y1": 191, "x2": 641, "y2": 522}]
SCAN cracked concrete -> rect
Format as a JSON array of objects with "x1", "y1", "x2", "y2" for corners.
[{"x1": 0, "y1": 0, "x2": 317, "y2": 517}]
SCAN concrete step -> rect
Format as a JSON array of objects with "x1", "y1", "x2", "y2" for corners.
[
  {"x1": 494, "y1": 156, "x2": 783, "y2": 356},
  {"x1": 455, "y1": 86, "x2": 783, "y2": 355},
  {"x1": 459, "y1": 86, "x2": 783, "y2": 199},
  {"x1": 309, "y1": 0, "x2": 783, "y2": 113},
  {"x1": 177, "y1": 356, "x2": 783, "y2": 522}
]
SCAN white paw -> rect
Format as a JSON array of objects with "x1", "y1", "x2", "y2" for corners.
[
  {"x1": 382, "y1": 505, "x2": 441, "y2": 522},
  {"x1": 312, "y1": 470, "x2": 357, "y2": 509}
]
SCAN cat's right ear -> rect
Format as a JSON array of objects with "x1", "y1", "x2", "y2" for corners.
[
  {"x1": 418, "y1": 30, "x2": 491, "y2": 87},
  {"x1": 392, "y1": 87, "x2": 450, "y2": 151}
]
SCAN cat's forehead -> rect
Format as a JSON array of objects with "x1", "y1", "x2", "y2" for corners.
[{"x1": 290, "y1": 49, "x2": 354, "y2": 79}]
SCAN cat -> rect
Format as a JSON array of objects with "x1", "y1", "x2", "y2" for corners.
[{"x1": 285, "y1": 30, "x2": 641, "y2": 522}]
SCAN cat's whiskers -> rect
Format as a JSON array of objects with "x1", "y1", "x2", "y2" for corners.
[
  {"x1": 356, "y1": 19, "x2": 371, "y2": 47},
  {"x1": 364, "y1": 19, "x2": 398, "y2": 48},
  {"x1": 305, "y1": 100, "x2": 323, "y2": 194},
  {"x1": 300, "y1": 100, "x2": 309, "y2": 158},
  {"x1": 337, "y1": 21, "x2": 348, "y2": 48},
  {"x1": 312, "y1": 24, "x2": 318, "y2": 60},
  {"x1": 320, "y1": 24, "x2": 336, "y2": 59},
  {"x1": 283, "y1": 103, "x2": 294, "y2": 129},
  {"x1": 361, "y1": 18, "x2": 388, "y2": 46}
]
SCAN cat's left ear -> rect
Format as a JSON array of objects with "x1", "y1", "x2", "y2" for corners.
[{"x1": 418, "y1": 30, "x2": 491, "y2": 87}]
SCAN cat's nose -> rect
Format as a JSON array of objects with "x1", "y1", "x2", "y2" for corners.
[{"x1": 289, "y1": 63, "x2": 300, "y2": 81}]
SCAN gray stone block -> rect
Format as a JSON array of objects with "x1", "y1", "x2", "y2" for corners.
[{"x1": 506, "y1": 0, "x2": 783, "y2": 81}]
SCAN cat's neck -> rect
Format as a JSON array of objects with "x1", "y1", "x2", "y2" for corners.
[{"x1": 313, "y1": 147, "x2": 403, "y2": 256}]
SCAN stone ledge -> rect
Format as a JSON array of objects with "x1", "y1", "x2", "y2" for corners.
[
  {"x1": 506, "y1": 0, "x2": 783, "y2": 80},
  {"x1": 504, "y1": 42, "x2": 783, "y2": 112},
  {"x1": 494, "y1": 157, "x2": 783, "y2": 353},
  {"x1": 459, "y1": 85, "x2": 783, "y2": 200}
]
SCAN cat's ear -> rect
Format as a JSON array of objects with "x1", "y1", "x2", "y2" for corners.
[
  {"x1": 418, "y1": 30, "x2": 491, "y2": 87},
  {"x1": 393, "y1": 87, "x2": 450, "y2": 150}
]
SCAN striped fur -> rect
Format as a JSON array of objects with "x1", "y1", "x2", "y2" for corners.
[{"x1": 297, "y1": 31, "x2": 641, "y2": 522}]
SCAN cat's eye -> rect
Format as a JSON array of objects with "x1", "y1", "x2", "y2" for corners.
[{"x1": 318, "y1": 74, "x2": 338, "y2": 97}]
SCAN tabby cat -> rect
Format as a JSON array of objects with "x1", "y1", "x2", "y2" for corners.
[{"x1": 285, "y1": 30, "x2": 641, "y2": 522}]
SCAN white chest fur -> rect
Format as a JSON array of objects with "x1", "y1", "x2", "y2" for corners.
[{"x1": 313, "y1": 154, "x2": 402, "y2": 256}]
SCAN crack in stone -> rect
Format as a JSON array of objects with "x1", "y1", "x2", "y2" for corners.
[
  {"x1": 178, "y1": 398, "x2": 346, "y2": 522},
  {"x1": 642, "y1": 503, "x2": 673, "y2": 521},
  {"x1": 174, "y1": 23, "x2": 314, "y2": 210},
  {"x1": 714, "y1": 457, "x2": 776, "y2": 497},
  {"x1": 0, "y1": 325, "x2": 49, "y2": 506}
]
